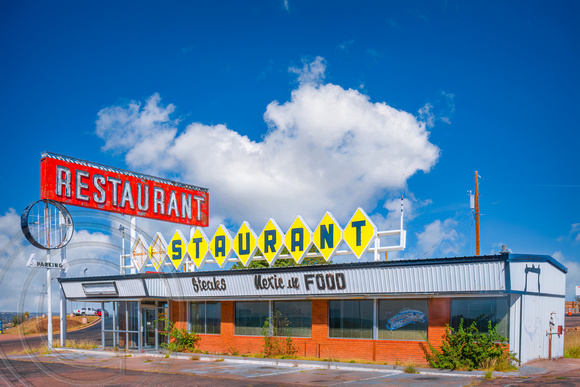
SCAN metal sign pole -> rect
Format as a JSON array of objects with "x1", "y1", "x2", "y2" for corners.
[
  {"x1": 47, "y1": 251, "x2": 52, "y2": 348},
  {"x1": 59, "y1": 246, "x2": 67, "y2": 347},
  {"x1": 45, "y1": 201, "x2": 53, "y2": 349},
  {"x1": 130, "y1": 216, "x2": 136, "y2": 274}
]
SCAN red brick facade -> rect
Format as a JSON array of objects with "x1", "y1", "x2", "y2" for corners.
[{"x1": 170, "y1": 297, "x2": 452, "y2": 363}]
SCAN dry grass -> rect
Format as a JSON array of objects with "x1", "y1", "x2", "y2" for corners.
[
  {"x1": 4, "y1": 316, "x2": 98, "y2": 335},
  {"x1": 403, "y1": 362, "x2": 418, "y2": 374},
  {"x1": 565, "y1": 329, "x2": 580, "y2": 358},
  {"x1": 59, "y1": 339, "x2": 99, "y2": 349}
]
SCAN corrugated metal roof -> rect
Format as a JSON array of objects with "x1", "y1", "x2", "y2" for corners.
[{"x1": 59, "y1": 259, "x2": 507, "y2": 300}]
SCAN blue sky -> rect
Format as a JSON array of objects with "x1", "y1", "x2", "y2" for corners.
[{"x1": 0, "y1": 0, "x2": 579, "y2": 310}]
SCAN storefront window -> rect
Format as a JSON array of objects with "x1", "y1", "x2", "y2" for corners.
[
  {"x1": 190, "y1": 301, "x2": 221, "y2": 334},
  {"x1": 378, "y1": 299, "x2": 428, "y2": 341},
  {"x1": 273, "y1": 301, "x2": 312, "y2": 337},
  {"x1": 235, "y1": 301, "x2": 268, "y2": 336},
  {"x1": 450, "y1": 297, "x2": 509, "y2": 337},
  {"x1": 329, "y1": 300, "x2": 373, "y2": 339}
]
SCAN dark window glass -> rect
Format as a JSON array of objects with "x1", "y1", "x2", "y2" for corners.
[
  {"x1": 235, "y1": 301, "x2": 269, "y2": 336},
  {"x1": 190, "y1": 301, "x2": 221, "y2": 334},
  {"x1": 329, "y1": 300, "x2": 373, "y2": 339},
  {"x1": 273, "y1": 301, "x2": 312, "y2": 337},
  {"x1": 378, "y1": 299, "x2": 428, "y2": 341},
  {"x1": 450, "y1": 297, "x2": 509, "y2": 337}
]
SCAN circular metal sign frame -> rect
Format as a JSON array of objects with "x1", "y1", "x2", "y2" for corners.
[{"x1": 21, "y1": 199, "x2": 74, "y2": 250}]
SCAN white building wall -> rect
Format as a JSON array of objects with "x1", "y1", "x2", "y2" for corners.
[
  {"x1": 511, "y1": 293, "x2": 565, "y2": 363},
  {"x1": 508, "y1": 261, "x2": 565, "y2": 296}
]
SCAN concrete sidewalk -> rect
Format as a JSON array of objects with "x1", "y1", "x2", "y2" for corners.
[
  {"x1": 47, "y1": 347, "x2": 580, "y2": 379},
  {"x1": 5, "y1": 346, "x2": 580, "y2": 386}
]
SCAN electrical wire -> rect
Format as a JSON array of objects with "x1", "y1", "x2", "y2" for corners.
[{"x1": 417, "y1": 211, "x2": 472, "y2": 259}]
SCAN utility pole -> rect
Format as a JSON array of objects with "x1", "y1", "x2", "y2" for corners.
[{"x1": 475, "y1": 171, "x2": 480, "y2": 256}]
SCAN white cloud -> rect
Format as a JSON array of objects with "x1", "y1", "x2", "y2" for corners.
[
  {"x1": 337, "y1": 39, "x2": 354, "y2": 52},
  {"x1": 0, "y1": 209, "x2": 119, "y2": 312},
  {"x1": 95, "y1": 57, "x2": 440, "y2": 232},
  {"x1": 570, "y1": 223, "x2": 580, "y2": 242},
  {"x1": 289, "y1": 56, "x2": 326, "y2": 86},
  {"x1": 418, "y1": 103, "x2": 435, "y2": 128},
  {"x1": 282, "y1": 0, "x2": 290, "y2": 13},
  {"x1": 552, "y1": 251, "x2": 580, "y2": 300},
  {"x1": 415, "y1": 218, "x2": 464, "y2": 258}
]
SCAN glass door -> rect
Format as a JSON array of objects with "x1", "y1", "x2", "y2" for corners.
[{"x1": 143, "y1": 307, "x2": 156, "y2": 348}]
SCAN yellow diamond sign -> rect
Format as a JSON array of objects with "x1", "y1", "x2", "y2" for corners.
[
  {"x1": 167, "y1": 230, "x2": 188, "y2": 270},
  {"x1": 284, "y1": 216, "x2": 313, "y2": 264},
  {"x1": 210, "y1": 225, "x2": 233, "y2": 268},
  {"x1": 313, "y1": 212, "x2": 343, "y2": 262},
  {"x1": 258, "y1": 218, "x2": 285, "y2": 266},
  {"x1": 233, "y1": 222, "x2": 258, "y2": 267},
  {"x1": 131, "y1": 235, "x2": 150, "y2": 272},
  {"x1": 148, "y1": 232, "x2": 168, "y2": 271},
  {"x1": 343, "y1": 208, "x2": 377, "y2": 259},
  {"x1": 188, "y1": 227, "x2": 210, "y2": 269}
]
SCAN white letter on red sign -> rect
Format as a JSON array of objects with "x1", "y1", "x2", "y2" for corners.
[
  {"x1": 56, "y1": 165, "x2": 71, "y2": 198},
  {"x1": 93, "y1": 174, "x2": 106, "y2": 204},
  {"x1": 75, "y1": 170, "x2": 90, "y2": 202},
  {"x1": 107, "y1": 177, "x2": 122, "y2": 206},
  {"x1": 137, "y1": 184, "x2": 149, "y2": 211},
  {"x1": 153, "y1": 187, "x2": 165, "y2": 215}
]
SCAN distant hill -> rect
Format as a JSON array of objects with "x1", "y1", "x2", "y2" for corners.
[{"x1": 0, "y1": 311, "x2": 43, "y2": 325}]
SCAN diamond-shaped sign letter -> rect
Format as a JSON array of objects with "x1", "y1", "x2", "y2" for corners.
[
  {"x1": 313, "y1": 212, "x2": 343, "y2": 262},
  {"x1": 148, "y1": 232, "x2": 168, "y2": 271},
  {"x1": 167, "y1": 230, "x2": 188, "y2": 270},
  {"x1": 131, "y1": 234, "x2": 150, "y2": 273},
  {"x1": 284, "y1": 216, "x2": 313, "y2": 264},
  {"x1": 258, "y1": 218, "x2": 285, "y2": 266},
  {"x1": 233, "y1": 222, "x2": 259, "y2": 267},
  {"x1": 210, "y1": 224, "x2": 233, "y2": 268},
  {"x1": 188, "y1": 227, "x2": 210, "y2": 269},
  {"x1": 343, "y1": 208, "x2": 377, "y2": 259}
]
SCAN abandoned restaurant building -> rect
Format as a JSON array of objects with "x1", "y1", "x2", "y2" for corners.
[
  {"x1": 38, "y1": 153, "x2": 566, "y2": 365},
  {"x1": 59, "y1": 241, "x2": 567, "y2": 365}
]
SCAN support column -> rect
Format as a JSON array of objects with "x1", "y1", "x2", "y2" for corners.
[
  {"x1": 59, "y1": 247, "x2": 67, "y2": 347},
  {"x1": 130, "y1": 216, "x2": 136, "y2": 274},
  {"x1": 138, "y1": 301, "x2": 142, "y2": 352},
  {"x1": 47, "y1": 251, "x2": 52, "y2": 349},
  {"x1": 101, "y1": 301, "x2": 105, "y2": 349}
]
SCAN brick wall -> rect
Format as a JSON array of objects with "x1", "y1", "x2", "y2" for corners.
[{"x1": 184, "y1": 298, "x2": 451, "y2": 364}]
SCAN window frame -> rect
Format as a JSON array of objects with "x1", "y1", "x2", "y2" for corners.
[
  {"x1": 272, "y1": 300, "x2": 313, "y2": 338},
  {"x1": 234, "y1": 300, "x2": 269, "y2": 337},
  {"x1": 450, "y1": 296, "x2": 509, "y2": 338},
  {"x1": 377, "y1": 299, "x2": 429, "y2": 341},
  {"x1": 189, "y1": 301, "x2": 221, "y2": 335},
  {"x1": 328, "y1": 299, "x2": 374, "y2": 339}
]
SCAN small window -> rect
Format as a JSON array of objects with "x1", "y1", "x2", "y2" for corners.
[
  {"x1": 235, "y1": 301, "x2": 268, "y2": 336},
  {"x1": 190, "y1": 301, "x2": 221, "y2": 334},
  {"x1": 450, "y1": 297, "x2": 509, "y2": 337},
  {"x1": 378, "y1": 299, "x2": 428, "y2": 341},
  {"x1": 273, "y1": 301, "x2": 312, "y2": 338},
  {"x1": 329, "y1": 300, "x2": 373, "y2": 339}
]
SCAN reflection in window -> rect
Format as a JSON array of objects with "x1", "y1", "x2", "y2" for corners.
[
  {"x1": 190, "y1": 301, "x2": 221, "y2": 334},
  {"x1": 378, "y1": 299, "x2": 428, "y2": 341},
  {"x1": 273, "y1": 301, "x2": 312, "y2": 337},
  {"x1": 235, "y1": 301, "x2": 268, "y2": 336},
  {"x1": 329, "y1": 300, "x2": 373, "y2": 339},
  {"x1": 450, "y1": 297, "x2": 509, "y2": 337}
]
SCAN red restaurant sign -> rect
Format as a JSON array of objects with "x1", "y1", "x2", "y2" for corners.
[{"x1": 40, "y1": 152, "x2": 209, "y2": 226}]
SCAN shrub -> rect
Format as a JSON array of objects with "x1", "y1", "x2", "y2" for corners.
[
  {"x1": 158, "y1": 318, "x2": 201, "y2": 353},
  {"x1": 261, "y1": 312, "x2": 297, "y2": 357},
  {"x1": 424, "y1": 318, "x2": 518, "y2": 371}
]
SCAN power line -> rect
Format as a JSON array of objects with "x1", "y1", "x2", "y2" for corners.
[{"x1": 418, "y1": 211, "x2": 472, "y2": 259}]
